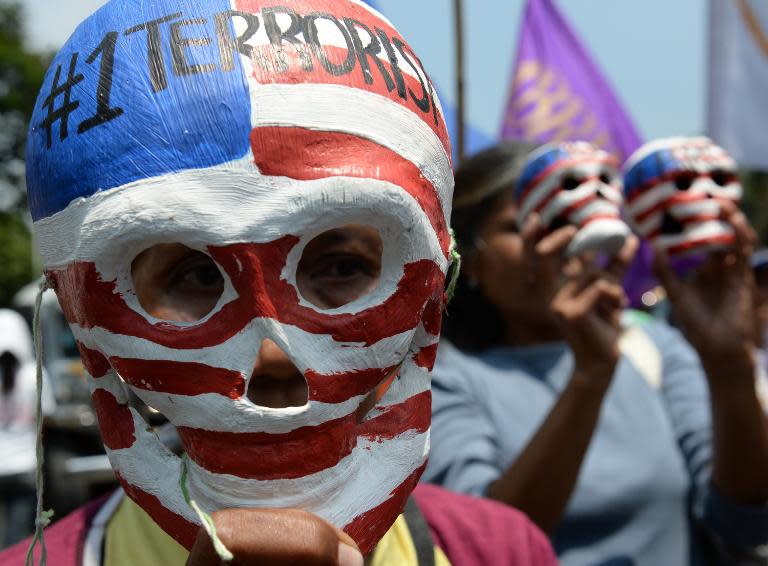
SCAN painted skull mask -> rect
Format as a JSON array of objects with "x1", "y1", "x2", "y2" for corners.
[
  {"x1": 25, "y1": 0, "x2": 452, "y2": 554},
  {"x1": 623, "y1": 137, "x2": 742, "y2": 256},
  {"x1": 515, "y1": 142, "x2": 630, "y2": 256}
]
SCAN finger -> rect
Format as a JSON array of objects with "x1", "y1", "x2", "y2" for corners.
[
  {"x1": 550, "y1": 277, "x2": 583, "y2": 317},
  {"x1": 605, "y1": 234, "x2": 639, "y2": 281},
  {"x1": 535, "y1": 224, "x2": 578, "y2": 256},
  {"x1": 521, "y1": 213, "x2": 543, "y2": 257},
  {"x1": 186, "y1": 508, "x2": 363, "y2": 566},
  {"x1": 720, "y1": 199, "x2": 756, "y2": 244},
  {"x1": 653, "y1": 245, "x2": 684, "y2": 303},
  {"x1": 728, "y1": 207, "x2": 757, "y2": 266},
  {"x1": 553, "y1": 278, "x2": 624, "y2": 321},
  {"x1": 576, "y1": 279, "x2": 625, "y2": 311},
  {"x1": 534, "y1": 223, "x2": 578, "y2": 285}
]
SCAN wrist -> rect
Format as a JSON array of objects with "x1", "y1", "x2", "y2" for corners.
[
  {"x1": 700, "y1": 347, "x2": 757, "y2": 384},
  {"x1": 571, "y1": 364, "x2": 616, "y2": 393}
]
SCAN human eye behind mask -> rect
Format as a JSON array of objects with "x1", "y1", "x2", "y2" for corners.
[
  {"x1": 297, "y1": 225, "x2": 383, "y2": 310},
  {"x1": 132, "y1": 244, "x2": 225, "y2": 323}
]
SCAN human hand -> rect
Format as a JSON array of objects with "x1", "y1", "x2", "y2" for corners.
[
  {"x1": 550, "y1": 235, "x2": 638, "y2": 383},
  {"x1": 654, "y1": 200, "x2": 758, "y2": 378},
  {"x1": 186, "y1": 508, "x2": 363, "y2": 566},
  {"x1": 517, "y1": 213, "x2": 579, "y2": 309}
]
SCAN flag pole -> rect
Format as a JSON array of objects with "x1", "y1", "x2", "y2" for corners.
[{"x1": 454, "y1": 0, "x2": 466, "y2": 162}]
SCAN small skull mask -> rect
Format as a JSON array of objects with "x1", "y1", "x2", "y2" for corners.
[
  {"x1": 516, "y1": 142, "x2": 630, "y2": 256},
  {"x1": 623, "y1": 137, "x2": 742, "y2": 256}
]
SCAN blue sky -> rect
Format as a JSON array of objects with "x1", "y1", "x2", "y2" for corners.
[{"x1": 23, "y1": 0, "x2": 706, "y2": 145}]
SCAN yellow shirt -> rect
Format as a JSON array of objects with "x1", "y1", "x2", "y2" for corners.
[{"x1": 104, "y1": 495, "x2": 451, "y2": 566}]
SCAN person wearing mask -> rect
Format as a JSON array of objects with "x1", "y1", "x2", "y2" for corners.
[
  {"x1": 2, "y1": 2, "x2": 557, "y2": 565},
  {"x1": 423, "y1": 141, "x2": 768, "y2": 565}
]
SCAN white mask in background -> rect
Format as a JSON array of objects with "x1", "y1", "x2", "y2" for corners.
[{"x1": 623, "y1": 137, "x2": 742, "y2": 256}]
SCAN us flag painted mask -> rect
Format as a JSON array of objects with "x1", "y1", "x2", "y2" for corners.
[
  {"x1": 623, "y1": 137, "x2": 742, "y2": 256},
  {"x1": 26, "y1": 0, "x2": 452, "y2": 554},
  {"x1": 516, "y1": 142, "x2": 630, "y2": 257}
]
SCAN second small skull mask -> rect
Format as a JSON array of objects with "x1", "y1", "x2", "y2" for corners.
[
  {"x1": 516, "y1": 142, "x2": 630, "y2": 257},
  {"x1": 623, "y1": 137, "x2": 742, "y2": 256}
]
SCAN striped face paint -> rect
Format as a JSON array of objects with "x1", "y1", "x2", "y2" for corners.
[
  {"x1": 515, "y1": 142, "x2": 630, "y2": 257},
  {"x1": 26, "y1": 0, "x2": 452, "y2": 554},
  {"x1": 623, "y1": 137, "x2": 742, "y2": 256}
]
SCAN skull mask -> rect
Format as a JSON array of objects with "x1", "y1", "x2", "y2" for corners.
[
  {"x1": 26, "y1": 0, "x2": 452, "y2": 554},
  {"x1": 623, "y1": 137, "x2": 742, "y2": 256},
  {"x1": 516, "y1": 142, "x2": 630, "y2": 256}
]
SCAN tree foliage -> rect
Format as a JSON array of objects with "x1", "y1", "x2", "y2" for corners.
[
  {"x1": 0, "y1": 1, "x2": 49, "y2": 211},
  {"x1": 0, "y1": 211, "x2": 34, "y2": 307},
  {"x1": 0, "y1": 2, "x2": 48, "y2": 305}
]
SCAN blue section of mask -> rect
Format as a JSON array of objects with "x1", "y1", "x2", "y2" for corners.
[{"x1": 26, "y1": 0, "x2": 252, "y2": 220}]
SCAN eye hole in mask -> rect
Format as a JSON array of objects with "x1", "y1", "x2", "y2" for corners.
[
  {"x1": 674, "y1": 172, "x2": 696, "y2": 191},
  {"x1": 131, "y1": 244, "x2": 225, "y2": 322},
  {"x1": 598, "y1": 172, "x2": 613, "y2": 185},
  {"x1": 561, "y1": 175, "x2": 583, "y2": 191},
  {"x1": 297, "y1": 224, "x2": 383, "y2": 310},
  {"x1": 710, "y1": 169, "x2": 733, "y2": 187}
]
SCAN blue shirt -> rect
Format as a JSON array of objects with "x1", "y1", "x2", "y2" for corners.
[{"x1": 423, "y1": 321, "x2": 768, "y2": 566}]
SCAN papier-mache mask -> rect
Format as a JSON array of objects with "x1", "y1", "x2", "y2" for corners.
[
  {"x1": 515, "y1": 142, "x2": 630, "y2": 256},
  {"x1": 26, "y1": 0, "x2": 452, "y2": 554},
  {"x1": 623, "y1": 137, "x2": 742, "y2": 256}
]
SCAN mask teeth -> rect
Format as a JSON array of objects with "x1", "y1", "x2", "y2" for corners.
[{"x1": 25, "y1": 277, "x2": 55, "y2": 566}]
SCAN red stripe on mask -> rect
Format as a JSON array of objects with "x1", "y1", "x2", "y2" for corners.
[
  {"x1": 111, "y1": 357, "x2": 246, "y2": 400},
  {"x1": 92, "y1": 389, "x2": 135, "y2": 450},
  {"x1": 250, "y1": 126, "x2": 450, "y2": 256},
  {"x1": 117, "y1": 475, "x2": 200, "y2": 550},
  {"x1": 343, "y1": 462, "x2": 427, "y2": 555},
  {"x1": 665, "y1": 233, "x2": 735, "y2": 256},
  {"x1": 305, "y1": 365, "x2": 399, "y2": 404},
  {"x1": 76, "y1": 342, "x2": 111, "y2": 378},
  {"x1": 177, "y1": 390, "x2": 430, "y2": 480},
  {"x1": 413, "y1": 343, "x2": 438, "y2": 370}
]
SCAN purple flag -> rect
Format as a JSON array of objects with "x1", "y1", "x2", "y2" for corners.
[
  {"x1": 501, "y1": 0, "x2": 655, "y2": 307},
  {"x1": 501, "y1": 0, "x2": 641, "y2": 161}
]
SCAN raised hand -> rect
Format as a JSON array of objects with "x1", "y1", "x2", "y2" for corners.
[
  {"x1": 654, "y1": 200, "x2": 758, "y2": 376},
  {"x1": 550, "y1": 235, "x2": 638, "y2": 380}
]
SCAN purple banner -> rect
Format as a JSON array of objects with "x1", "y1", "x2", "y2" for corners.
[{"x1": 501, "y1": 0, "x2": 641, "y2": 161}]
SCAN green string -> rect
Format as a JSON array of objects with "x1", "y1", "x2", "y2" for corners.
[
  {"x1": 445, "y1": 229, "x2": 462, "y2": 304},
  {"x1": 180, "y1": 455, "x2": 234, "y2": 562},
  {"x1": 25, "y1": 278, "x2": 54, "y2": 566}
]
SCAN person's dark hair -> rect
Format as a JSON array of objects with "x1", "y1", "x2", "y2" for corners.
[
  {"x1": 0, "y1": 351, "x2": 19, "y2": 396},
  {"x1": 445, "y1": 140, "x2": 538, "y2": 352}
]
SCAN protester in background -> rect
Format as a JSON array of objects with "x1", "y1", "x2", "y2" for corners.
[
  {"x1": 423, "y1": 141, "x2": 768, "y2": 565},
  {"x1": 0, "y1": 308, "x2": 55, "y2": 547}
]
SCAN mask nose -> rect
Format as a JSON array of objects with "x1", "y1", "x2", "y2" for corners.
[{"x1": 247, "y1": 339, "x2": 308, "y2": 408}]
